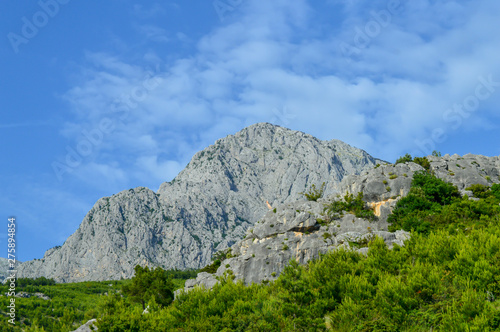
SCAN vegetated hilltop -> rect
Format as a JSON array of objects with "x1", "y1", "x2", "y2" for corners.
[
  {"x1": 18, "y1": 123, "x2": 381, "y2": 283},
  {"x1": 182, "y1": 153, "x2": 500, "y2": 291}
]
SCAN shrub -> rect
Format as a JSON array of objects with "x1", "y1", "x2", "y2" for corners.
[
  {"x1": 432, "y1": 150, "x2": 442, "y2": 157},
  {"x1": 299, "y1": 182, "x2": 326, "y2": 201},
  {"x1": 413, "y1": 157, "x2": 431, "y2": 170},
  {"x1": 325, "y1": 192, "x2": 377, "y2": 221},
  {"x1": 396, "y1": 153, "x2": 413, "y2": 164},
  {"x1": 122, "y1": 265, "x2": 174, "y2": 310},
  {"x1": 388, "y1": 172, "x2": 498, "y2": 234},
  {"x1": 466, "y1": 184, "x2": 492, "y2": 199}
]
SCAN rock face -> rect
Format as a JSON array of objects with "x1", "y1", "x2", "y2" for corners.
[
  {"x1": 183, "y1": 199, "x2": 410, "y2": 292},
  {"x1": 182, "y1": 154, "x2": 500, "y2": 291},
  {"x1": 18, "y1": 123, "x2": 381, "y2": 282},
  {"x1": 0, "y1": 258, "x2": 21, "y2": 283}
]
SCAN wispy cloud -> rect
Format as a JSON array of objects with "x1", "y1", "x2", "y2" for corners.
[{"x1": 58, "y1": 0, "x2": 500, "y2": 190}]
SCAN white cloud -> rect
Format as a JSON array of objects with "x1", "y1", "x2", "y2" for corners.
[{"x1": 60, "y1": 0, "x2": 500, "y2": 191}]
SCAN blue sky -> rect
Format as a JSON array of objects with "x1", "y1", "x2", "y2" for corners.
[{"x1": 1, "y1": 0, "x2": 499, "y2": 262}]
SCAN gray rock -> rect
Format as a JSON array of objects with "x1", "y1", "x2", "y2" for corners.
[
  {"x1": 0, "y1": 258, "x2": 21, "y2": 283},
  {"x1": 18, "y1": 123, "x2": 381, "y2": 282},
  {"x1": 71, "y1": 319, "x2": 97, "y2": 332},
  {"x1": 18, "y1": 123, "x2": 500, "y2": 283},
  {"x1": 182, "y1": 154, "x2": 500, "y2": 291},
  {"x1": 183, "y1": 197, "x2": 411, "y2": 291}
]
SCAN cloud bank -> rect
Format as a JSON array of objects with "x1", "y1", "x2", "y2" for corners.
[{"x1": 58, "y1": 0, "x2": 500, "y2": 190}]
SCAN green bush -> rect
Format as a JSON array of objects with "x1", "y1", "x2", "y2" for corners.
[
  {"x1": 389, "y1": 171, "x2": 498, "y2": 234},
  {"x1": 94, "y1": 225, "x2": 500, "y2": 331},
  {"x1": 413, "y1": 156, "x2": 431, "y2": 170},
  {"x1": 466, "y1": 184, "x2": 492, "y2": 199},
  {"x1": 299, "y1": 182, "x2": 326, "y2": 201},
  {"x1": 395, "y1": 153, "x2": 413, "y2": 164},
  {"x1": 325, "y1": 192, "x2": 377, "y2": 221},
  {"x1": 395, "y1": 154, "x2": 432, "y2": 170},
  {"x1": 122, "y1": 265, "x2": 175, "y2": 309}
]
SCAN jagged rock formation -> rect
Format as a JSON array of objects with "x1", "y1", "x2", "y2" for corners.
[
  {"x1": 183, "y1": 199, "x2": 410, "y2": 292},
  {"x1": 18, "y1": 123, "x2": 382, "y2": 282},
  {"x1": 182, "y1": 154, "x2": 500, "y2": 291}
]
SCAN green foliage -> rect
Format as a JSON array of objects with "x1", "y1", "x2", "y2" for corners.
[
  {"x1": 389, "y1": 171, "x2": 498, "y2": 234},
  {"x1": 0, "y1": 279, "x2": 129, "y2": 331},
  {"x1": 395, "y1": 153, "x2": 432, "y2": 170},
  {"x1": 94, "y1": 224, "x2": 500, "y2": 331},
  {"x1": 324, "y1": 192, "x2": 377, "y2": 221},
  {"x1": 299, "y1": 182, "x2": 326, "y2": 201},
  {"x1": 16, "y1": 277, "x2": 56, "y2": 287},
  {"x1": 9, "y1": 173, "x2": 500, "y2": 332},
  {"x1": 493, "y1": 184, "x2": 500, "y2": 200},
  {"x1": 396, "y1": 153, "x2": 413, "y2": 164},
  {"x1": 200, "y1": 248, "x2": 233, "y2": 274},
  {"x1": 432, "y1": 150, "x2": 442, "y2": 157},
  {"x1": 122, "y1": 265, "x2": 175, "y2": 310},
  {"x1": 467, "y1": 183, "x2": 500, "y2": 200},
  {"x1": 413, "y1": 156, "x2": 431, "y2": 170}
]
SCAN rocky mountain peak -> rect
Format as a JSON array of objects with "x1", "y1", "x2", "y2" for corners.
[{"x1": 19, "y1": 124, "x2": 383, "y2": 282}]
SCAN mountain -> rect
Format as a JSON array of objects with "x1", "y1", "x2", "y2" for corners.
[
  {"x1": 18, "y1": 123, "x2": 383, "y2": 282},
  {"x1": 182, "y1": 154, "x2": 500, "y2": 291},
  {"x1": 0, "y1": 257, "x2": 21, "y2": 283}
]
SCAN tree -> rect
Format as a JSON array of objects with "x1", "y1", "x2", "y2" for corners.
[
  {"x1": 122, "y1": 265, "x2": 175, "y2": 309},
  {"x1": 432, "y1": 150, "x2": 442, "y2": 157},
  {"x1": 395, "y1": 153, "x2": 413, "y2": 164}
]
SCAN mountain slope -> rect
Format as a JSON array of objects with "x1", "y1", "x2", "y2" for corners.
[
  {"x1": 19, "y1": 123, "x2": 381, "y2": 282},
  {"x1": 182, "y1": 154, "x2": 500, "y2": 291}
]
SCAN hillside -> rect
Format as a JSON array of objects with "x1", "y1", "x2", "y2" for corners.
[
  {"x1": 18, "y1": 123, "x2": 382, "y2": 282},
  {"x1": 183, "y1": 154, "x2": 500, "y2": 291},
  {"x1": 90, "y1": 158, "x2": 500, "y2": 331}
]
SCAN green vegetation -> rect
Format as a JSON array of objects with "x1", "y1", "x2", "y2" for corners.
[
  {"x1": 395, "y1": 153, "x2": 413, "y2": 164},
  {"x1": 200, "y1": 248, "x2": 233, "y2": 274},
  {"x1": 388, "y1": 171, "x2": 499, "y2": 234},
  {"x1": 300, "y1": 182, "x2": 326, "y2": 201},
  {"x1": 395, "y1": 153, "x2": 431, "y2": 170},
  {"x1": 6, "y1": 171, "x2": 500, "y2": 331},
  {"x1": 413, "y1": 156, "x2": 431, "y2": 170},
  {"x1": 0, "y1": 279, "x2": 126, "y2": 331},
  {"x1": 122, "y1": 265, "x2": 174, "y2": 310},
  {"x1": 432, "y1": 150, "x2": 442, "y2": 157},
  {"x1": 0, "y1": 270, "x2": 197, "y2": 331},
  {"x1": 467, "y1": 183, "x2": 500, "y2": 200},
  {"x1": 324, "y1": 192, "x2": 377, "y2": 221},
  {"x1": 92, "y1": 222, "x2": 500, "y2": 331}
]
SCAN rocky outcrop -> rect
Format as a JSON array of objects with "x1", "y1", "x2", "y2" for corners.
[
  {"x1": 18, "y1": 123, "x2": 382, "y2": 282},
  {"x1": 182, "y1": 154, "x2": 500, "y2": 292},
  {"x1": 182, "y1": 198, "x2": 410, "y2": 292},
  {"x1": 427, "y1": 154, "x2": 500, "y2": 191},
  {"x1": 18, "y1": 121, "x2": 500, "y2": 283}
]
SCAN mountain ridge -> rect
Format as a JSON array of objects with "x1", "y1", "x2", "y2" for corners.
[{"x1": 19, "y1": 123, "x2": 382, "y2": 282}]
